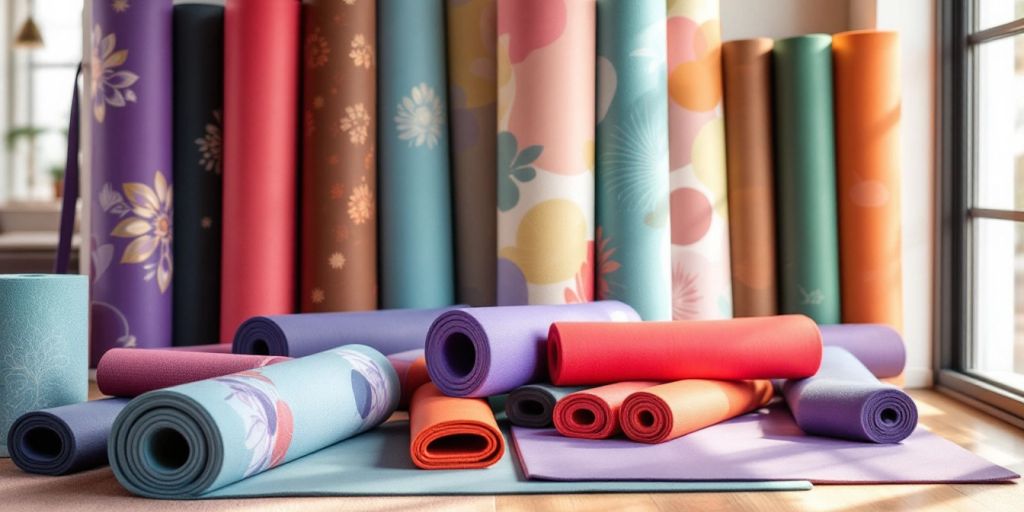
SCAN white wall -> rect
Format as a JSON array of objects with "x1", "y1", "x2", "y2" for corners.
[{"x1": 721, "y1": 0, "x2": 850, "y2": 40}]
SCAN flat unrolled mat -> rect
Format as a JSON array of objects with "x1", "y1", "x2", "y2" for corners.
[
  {"x1": 96, "y1": 349, "x2": 290, "y2": 397},
  {"x1": 7, "y1": 399, "x2": 130, "y2": 475},
  {"x1": 820, "y1": 324, "x2": 905, "y2": 378}
]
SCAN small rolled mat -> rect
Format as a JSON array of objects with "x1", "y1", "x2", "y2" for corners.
[
  {"x1": 233, "y1": 306, "x2": 460, "y2": 356},
  {"x1": 782, "y1": 347, "x2": 916, "y2": 443},
  {"x1": 506, "y1": 384, "x2": 585, "y2": 429},
  {"x1": 548, "y1": 315, "x2": 821, "y2": 385},
  {"x1": 820, "y1": 324, "x2": 905, "y2": 378},
  {"x1": 109, "y1": 344, "x2": 398, "y2": 498},
  {"x1": 7, "y1": 398, "x2": 129, "y2": 475},
  {"x1": 387, "y1": 349, "x2": 431, "y2": 410},
  {"x1": 425, "y1": 301, "x2": 640, "y2": 397},
  {"x1": 620, "y1": 380, "x2": 773, "y2": 443},
  {"x1": 96, "y1": 349, "x2": 289, "y2": 397},
  {"x1": 409, "y1": 383, "x2": 504, "y2": 470},
  {"x1": 553, "y1": 381, "x2": 657, "y2": 439}
]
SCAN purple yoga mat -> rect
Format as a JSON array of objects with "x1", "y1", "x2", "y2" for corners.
[
  {"x1": 820, "y1": 324, "x2": 905, "y2": 378},
  {"x1": 87, "y1": 0, "x2": 173, "y2": 366},
  {"x1": 512, "y1": 405, "x2": 1019, "y2": 484},
  {"x1": 783, "y1": 346, "x2": 916, "y2": 443},
  {"x1": 425, "y1": 301, "x2": 640, "y2": 397},
  {"x1": 7, "y1": 399, "x2": 130, "y2": 475}
]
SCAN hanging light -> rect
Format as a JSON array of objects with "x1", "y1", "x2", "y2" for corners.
[{"x1": 14, "y1": 15, "x2": 45, "y2": 50}]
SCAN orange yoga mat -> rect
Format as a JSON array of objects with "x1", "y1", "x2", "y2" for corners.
[
  {"x1": 396, "y1": 356, "x2": 431, "y2": 410},
  {"x1": 553, "y1": 381, "x2": 657, "y2": 439},
  {"x1": 833, "y1": 30, "x2": 902, "y2": 331},
  {"x1": 409, "y1": 383, "x2": 505, "y2": 470},
  {"x1": 620, "y1": 379, "x2": 773, "y2": 443}
]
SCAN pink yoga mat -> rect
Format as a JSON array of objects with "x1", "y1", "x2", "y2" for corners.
[{"x1": 96, "y1": 348, "x2": 289, "y2": 397}]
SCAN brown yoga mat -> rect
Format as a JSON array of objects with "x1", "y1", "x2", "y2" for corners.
[
  {"x1": 409, "y1": 383, "x2": 505, "y2": 469},
  {"x1": 833, "y1": 30, "x2": 902, "y2": 331},
  {"x1": 721, "y1": 38, "x2": 777, "y2": 318}
]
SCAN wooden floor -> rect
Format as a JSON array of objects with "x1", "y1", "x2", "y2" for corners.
[{"x1": 2, "y1": 389, "x2": 1022, "y2": 512}]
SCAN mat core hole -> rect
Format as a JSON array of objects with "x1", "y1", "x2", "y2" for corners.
[
  {"x1": 251, "y1": 339, "x2": 270, "y2": 355},
  {"x1": 428, "y1": 434, "x2": 487, "y2": 454},
  {"x1": 638, "y1": 410, "x2": 656, "y2": 428},
  {"x1": 572, "y1": 408, "x2": 596, "y2": 426},
  {"x1": 880, "y1": 408, "x2": 899, "y2": 425},
  {"x1": 516, "y1": 400, "x2": 545, "y2": 417},
  {"x1": 22, "y1": 427, "x2": 62, "y2": 460},
  {"x1": 148, "y1": 428, "x2": 190, "y2": 471},
  {"x1": 443, "y1": 332, "x2": 476, "y2": 378}
]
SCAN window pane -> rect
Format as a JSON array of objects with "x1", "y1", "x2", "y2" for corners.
[
  {"x1": 975, "y1": 34, "x2": 1024, "y2": 211},
  {"x1": 31, "y1": 0, "x2": 84, "y2": 65},
  {"x1": 971, "y1": 217, "x2": 1024, "y2": 391},
  {"x1": 976, "y1": 0, "x2": 1024, "y2": 31}
]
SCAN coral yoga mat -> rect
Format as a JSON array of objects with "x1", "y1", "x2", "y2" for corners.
[
  {"x1": 409, "y1": 384, "x2": 505, "y2": 469},
  {"x1": 553, "y1": 381, "x2": 657, "y2": 439},
  {"x1": 387, "y1": 349, "x2": 431, "y2": 410}
]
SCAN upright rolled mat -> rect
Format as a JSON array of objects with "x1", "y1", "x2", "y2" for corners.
[
  {"x1": 506, "y1": 383, "x2": 585, "y2": 428},
  {"x1": 773, "y1": 34, "x2": 841, "y2": 324},
  {"x1": 409, "y1": 383, "x2": 504, "y2": 469},
  {"x1": 233, "y1": 306, "x2": 459, "y2": 357},
  {"x1": 96, "y1": 348, "x2": 289, "y2": 397},
  {"x1": 448, "y1": 0, "x2": 497, "y2": 307},
  {"x1": 621, "y1": 379, "x2": 773, "y2": 443},
  {"x1": 833, "y1": 30, "x2": 903, "y2": 330},
  {"x1": 721, "y1": 38, "x2": 776, "y2": 318},
  {"x1": 553, "y1": 381, "x2": 656, "y2": 439},
  {"x1": 109, "y1": 344, "x2": 399, "y2": 499},
  {"x1": 300, "y1": 0, "x2": 377, "y2": 313},
  {"x1": 172, "y1": 4, "x2": 223, "y2": 346},
  {"x1": 594, "y1": 0, "x2": 672, "y2": 320},
  {"x1": 666, "y1": 0, "x2": 732, "y2": 321},
  {"x1": 783, "y1": 346, "x2": 916, "y2": 443},
  {"x1": 425, "y1": 301, "x2": 640, "y2": 397},
  {"x1": 221, "y1": 0, "x2": 299, "y2": 341},
  {"x1": 0, "y1": 275, "x2": 88, "y2": 457},
  {"x1": 7, "y1": 398, "x2": 130, "y2": 475},
  {"x1": 379, "y1": 0, "x2": 455, "y2": 309},
  {"x1": 495, "y1": 0, "x2": 595, "y2": 307},
  {"x1": 387, "y1": 349, "x2": 431, "y2": 409},
  {"x1": 547, "y1": 315, "x2": 821, "y2": 385},
  {"x1": 820, "y1": 324, "x2": 905, "y2": 378},
  {"x1": 87, "y1": 0, "x2": 173, "y2": 364}
]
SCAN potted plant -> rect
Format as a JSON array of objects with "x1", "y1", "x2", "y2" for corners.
[{"x1": 50, "y1": 165, "x2": 65, "y2": 199}]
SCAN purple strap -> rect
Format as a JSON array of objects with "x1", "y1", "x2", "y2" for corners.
[{"x1": 54, "y1": 64, "x2": 81, "y2": 274}]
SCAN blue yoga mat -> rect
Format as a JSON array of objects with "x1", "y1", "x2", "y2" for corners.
[{"x1": 7, "y1": 398, "x2": 129, "y2": 475}]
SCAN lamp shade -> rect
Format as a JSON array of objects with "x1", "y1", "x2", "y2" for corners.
[{"x1": 15, "y1": 16, "x2": 44, "y2": 49}]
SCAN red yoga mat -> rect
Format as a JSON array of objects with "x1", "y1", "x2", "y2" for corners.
[
  {"x1": 553, "y1": 381, "x2": 657, "y2": 439},
  {"x1": 96, "y1": 348, "x2": 289, "y2": 397},
  {"x1": 548, "y1": 315, "x2": 821, "y2": 385}
]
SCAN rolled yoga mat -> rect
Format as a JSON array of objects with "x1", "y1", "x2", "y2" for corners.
[
  {"x1": 773, "y1": 34, "x2": 841, "y2": 324},
  {"x1": 833, "y1": 30, "x2": 903, "y2": 330},
  {"x1": 87, "y1": 0, "x2": 173, "y2": 364},
  {"x1": 96, "y1": 348, "x2": 289, "y2": 397},
  {"x1": 232, "y1": 306, "x2": 460, "y2": 357},
  {"x1": 409, "y1": 383, "x2": 505, "y2": 469},
  {"x1": 172, "y1": 3, "x2": 223, "y2": 346},
  {"x1": 0, "y1": 275, "x2": 88, "y2": 457},
  {"x1": 821, "y1": 324, "x2": 905, "y2": 378},
  {"x1": 553, "y1": 381, "x2": 656, "y2": 439},
  {"x1": 496, "y1": 0, "x2": 595, "y2": 307},
  {"x1": 782, "y1": 346, "x2": 916, "y2": 443},
  {"x1": 7, "y1": 398, "x2": 129, "y2": 475},
  {"x1": 379, "y1": 0, "x2": 455, "y2": 309},
  {"x1": 425, "y1": 301, "x2": 640, "y2": 397},
  {"x1": 506, "y1": 383, "x2": 585, "y2": 428},
  {"x1": 300, "y1": 0, "x2": 377, "y2": 313},
  {"x1": 667, "y1": 0, "x2": 733, "y2": 321},
  {"x1": 594, "y1": 0, "x2": 672, "y2": 321},
  {"x1": 109, "y1": 344, "x2": 399, "y2": 498},
  {"x1": 547, "y1": 315, "x2": 822, "y2": 385},
  {"x1": 447, "y1": 0, "x2": 497, "y2": 307},
  {"x1": 721, "y1": 38, "x2": 777, "y2": 318},
  {"x1": 221, "y1": 0, "x2": 299, "y2": 341},
  {"x1": 620, "y1": 379, "x2": 773, "y2": 443},
  {"x1": 387, "y1": 349, "x2": 431, "y2": 410}
]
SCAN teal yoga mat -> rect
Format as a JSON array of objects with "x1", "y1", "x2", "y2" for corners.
[
  {"x1": 772, "y1": 35, "x2": 841, "y2": 323},
  {"x1": 1, "y1": 274, "x2": 88, "y2": 457},
  {"x1": 594, "y1": 0, "x2": 673, "y2": 321},
  {"x1": 378, "y1": 0, "x2": 455, "y2": 309}
]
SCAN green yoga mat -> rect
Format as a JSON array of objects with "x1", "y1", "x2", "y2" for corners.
[{"x1": 772, "y1": 35, "x2": 841, "y2": 324}]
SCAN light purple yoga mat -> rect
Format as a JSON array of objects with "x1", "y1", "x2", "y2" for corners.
[
  {"x1": 512, "y1": 405, "x2": 1019, "y2": 484},
  {"x1": 820, "y1": 324, "x2": 905, "y2": 378}
]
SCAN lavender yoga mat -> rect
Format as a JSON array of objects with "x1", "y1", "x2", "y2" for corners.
[
  {"x1": 6, "y1": 399, "x2": 130, "y2": 475},
  {"x1": 820, "y1": 324, "x2": 905, "y2": 378},
  {"x1": 425, "y1": 302, "x2": 640, "y2": 397}
]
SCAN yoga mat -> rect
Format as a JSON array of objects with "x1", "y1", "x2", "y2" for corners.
[
  {"x1": 232, "y1": 306, "x2": 459, "y2": 357},
  {"x1": 506, "y1": 384, "x2": 585, "y2": 428},
  {"x1": 109, "y1": 344, "x2": 399, "y2": 498},
  {"x1": 0, "y1": 275, "x2": 88, "y2": 457},
  {"x1": 721, "y1": 38, "x2": 777, "y2": 318},
  {"x1": 666, "y1": 0, "x2": 732, "y2": 321},
  {"x1": 821, "y1": 324, "x2": 905, "y2": 378},
  {"x1": 548, "y1": 315, "x2": 822, "y2": 385},
  {"x1": 553, "y1": 381, "x2": 656, "y2": 439},
  {"x1": 448, "y1": 0, "x2": 497, "y2": 307},
  {"x1": 833, "y1": 30, "x2": 903, "y2": 330},
  {"x1": 783, "y1": 347, "x2": 916, "y2": 443},
  {"x1": 6, "y1": 398, "x2": 129, "y2": 475},
  {"x1": 221, "y1": 0, "x2": 299, "y2": 341},
  {"x1": 96, "y1": 349, "x2": 289, "y2": 397},
  {"x1": 379, "y1": 0, "x2": 455, "y2": 309},
  {"x1": 163, "y1": 343, "x2": 234, "y2": 354},
  {"x1": 594, "y1": 0, "x2": 672, "y2": 320},
  {"x1": 172, "y1": 4, "x2": 223, "y2": 346},
  {"x1": 496, "y1": 0, "x2": 595, "y2": 307},
  {"x1": 410, "y1": 383, "x2": 505, "y2": 469},
  {"x1": 87, "y1": 0, "x2": 173, "y2": 364},
  {"x1": 773, "y1": 34, "x2": 841, "y2": 324},
  {"x1": 387, "y1": 349, "x2": 430, "y2": 409},
  {"x1": 425, "y1": 301, "x2": 641, "y2": 397},
  {"x1": 514, "y1": 403, "x2": 1019, "y2": 483},
  {"x1": 300, "y1": 0, "x2": 377, "y2": 313}
]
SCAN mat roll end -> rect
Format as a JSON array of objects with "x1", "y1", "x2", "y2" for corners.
[
  {"x1": 7, "y1": 412, "x2": 75, "y2": 475},
  {"x1": 424, "y1": 310, "x2": 489, "y2": 397},
  {"x1": 232, "y1": 316, "x2": 288, "y2": 356},
  {"x1": 409, "y1": 384, "x2": 504, "y2": 470}
]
